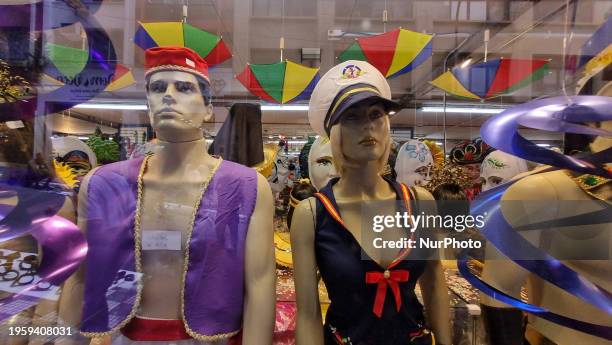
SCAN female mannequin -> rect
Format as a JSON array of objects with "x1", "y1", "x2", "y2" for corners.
[
  {"x1": 58, "y1": 47, "x2": 275, "y2": 345},
  {"x1": 291, "y1": 61, "x2": 451, "y2": 345}
]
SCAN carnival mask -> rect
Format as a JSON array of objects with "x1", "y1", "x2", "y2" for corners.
[
  {"x1": 395, "y1": 139, "x2": 434, "y2": 187},
  {"x1": 308, "y1": 136, "x2": 337, "y2": 190},
  {"x1": 480, "y1": 150, "x2": 529, "y2": 191}
]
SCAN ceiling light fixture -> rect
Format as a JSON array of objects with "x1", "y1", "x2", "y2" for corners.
[
  {"x1": 460, "y1": 58, "x2": 473, "y2": 68},
  {"x1": 421, "y1": 106, "x2": 505, "y2": 114},
  {"x1": 74, "y1": 103, "x2": 148, "y2": 110},
  {"x1": 260, "y1": 105, "x2": 309, "y2": 111}
]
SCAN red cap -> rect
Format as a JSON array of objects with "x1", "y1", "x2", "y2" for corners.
[{"x1": 145, "y1": 46, "x2": 209, "y2": 82}]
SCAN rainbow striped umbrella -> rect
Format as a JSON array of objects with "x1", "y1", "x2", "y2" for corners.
[
  {"x1": 338, "y1": 28, "x2": 433, "y2": 78},
  {"x1": 134, "y1": 22, "x2": 231, "y2": 67},
  {"x1": 45, "y1": 43, "x2": 135, "y2": 92},
  {"x1": 429, "y1": 58, "x2": 550, "y2": 100},
  {"x1": 236, "y1": 60, "x2": 319, "y2": 104}
]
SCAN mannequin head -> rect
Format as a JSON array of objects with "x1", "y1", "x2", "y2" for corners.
[
  {"x1": 329, "y1": 100, "x2": 392, "y2": 176},
  {"x1": 480, "y1": 150, "x2": 529, "y2": 191},
  {"x1": 307, "y1": 60, "x2": 400, "y2": 178},
  {"x1": 144, "y1": 46, "x2": 213, "y2": 143},
  {"x1": 51, "y1": 136, "x2": 97, "y2": 177},
  {"x1": 307, "y1": 136, "x2": 337, "y2": 190},
  {"x1": 146, "y1": 70, "x2": 213, "y2": 142},
  {"x1": 395, "y1": 139, "x2": 434, "y2": 187}
]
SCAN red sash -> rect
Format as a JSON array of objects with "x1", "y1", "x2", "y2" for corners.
[
  {"x1": 121, "y1": 317, "x2": 191, "y2": 341},
  {"x1": 121, "y1": 317, "x2": 243, "y2": 343}
]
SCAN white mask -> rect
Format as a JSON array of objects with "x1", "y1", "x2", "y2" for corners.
[
  {"x1": 268, "y1": 154, "x2": 290, "y2": 194},
  {"x1": 395, "y1": 139, "x2": 434, "y2": 187},
  {"x1": 308, "y1": 136, "x2": 338, "y2": 190},
  {"x1": 480, "y1": 150, "x2": 529, "y2": 191}
]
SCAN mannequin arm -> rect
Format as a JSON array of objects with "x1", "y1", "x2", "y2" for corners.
[
  {"x1": 291, "y1": 198, "x2": 324, "y2": 345},
  {"x1": 480, "y1": 173, "x2": 558, "y2": 307},
  {"x1": 480, "y1": 173, "x2": 559, "y2": 345},
  {"x1": 56, "y1": 169, "x2": 99, "y2": 345},
  {"x1": 413, "y1": 187, "x2": 452, "y2": 344},
  {"x1": 419, "y1": 260, "x2": 452, "y2": 344},
  {"x1": 242, "y1": 173, "x2": 276, "y2": 345}
]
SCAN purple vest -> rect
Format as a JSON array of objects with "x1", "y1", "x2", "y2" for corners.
[{"x1": 80, "y1": 157, "x2": 258, "y2": 340}]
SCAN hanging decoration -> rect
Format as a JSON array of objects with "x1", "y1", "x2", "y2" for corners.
[
  {"x1": 44, "y1": 44, "x2": 135, "y2": 92},
  {"x1": 429, "y1": 58, "x2": 550, "y2": 100},
  {"x1": 338, "y1": 28, "x2": 433, "y2": 78},
  {"x1": 575, "y1": 16, "x2": 612, "y2": 89},
  {"x1": 134, "y1": 22, "x2": 231, "y2": 67},
  {"x1": 0, "y1": 60, "x2": 30, "y2": 103},
  {"x1": 0, "y1": 2, "x2": 116, "y2": 122},
  {"x1": 236, "y1": 61, "x2": 320, "y2": 104}
]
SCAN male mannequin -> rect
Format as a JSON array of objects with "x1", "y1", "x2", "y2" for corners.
[
  {"x1": 395, "y1": 139, "x2": 434, "y2": 188},
  {"x1": 58, "y1": 47, "x2": 275, "y2": 345},
  {"x1": 307, "y1": 136, "x2": 337, "y2": 191},
  {"x1": 480, "y1": 82, "x2": 612, "y2": 345}
]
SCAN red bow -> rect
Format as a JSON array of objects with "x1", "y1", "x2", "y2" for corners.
[{"x1": 365, "y1": 269, "x2": 409, "y2": 318}]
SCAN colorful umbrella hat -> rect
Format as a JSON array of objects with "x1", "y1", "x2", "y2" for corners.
[
  {"x1": 134, "y1": 22, "x2": 231, "y2": 67},
  {"x1": 45, "y1": 43, "x2": 135, "y2": 92},
  {"x1": 236, "y1": 60, "x2": 320, "y2": 104},
  {"x1": 429, "y1": 58, "x2": 550, "y2": 100},
  {"x1": 338, "y1": 28, "x2": 433, "y2": 79}
]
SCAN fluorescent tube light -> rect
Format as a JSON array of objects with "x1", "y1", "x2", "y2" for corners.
[
  {"x1": 536, "y1": 143, "x2": 551, "y2": 147},
  {"x1": 74, "y1": 103, "x2": 148, "y2": 110},
  {"x1": 421, "y1": 107, "x2": 505, "y2": 114},
  {"x1": 460, "y1": 58, "x2": 473, "y2": 68},
  {"x1": 260, "y1": 105, "x2": 309, "y2": 111}
]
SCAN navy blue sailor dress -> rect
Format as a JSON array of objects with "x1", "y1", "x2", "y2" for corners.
[{"x1": 314, "y1": 177, "x2": 436, "y2": 345}]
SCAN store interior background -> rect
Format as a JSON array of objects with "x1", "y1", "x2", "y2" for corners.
[
  {"x1": 37, "y1": 0, "x2": 612, "y2": 156},
  {"x1": 0, "y1": 2, "x2": 610, "y2": 344}
]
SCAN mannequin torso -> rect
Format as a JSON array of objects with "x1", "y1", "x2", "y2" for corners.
[
  {"x1": 137, "y1": 140, "x2": 222, "y2": 319},
  {"x1": 481, "y1": 169, "x2": 612, "y2": 345}
]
